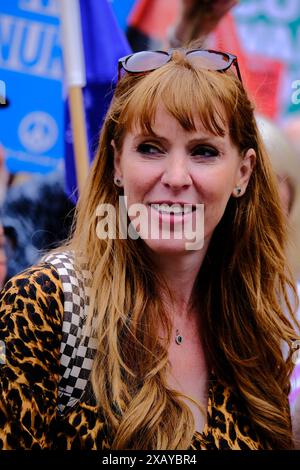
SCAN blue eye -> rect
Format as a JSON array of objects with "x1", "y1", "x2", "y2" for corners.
[
  {"x1": 191, "y1": 145, "x2": 219, "y2": 158},
  {"x1": 137, "y1": 143, "x2": 163, "y2": 155}
]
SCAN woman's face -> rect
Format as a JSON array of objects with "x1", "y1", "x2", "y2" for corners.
[{"x1": 113, "y1": 105, "x2": 255, "y2": 255}]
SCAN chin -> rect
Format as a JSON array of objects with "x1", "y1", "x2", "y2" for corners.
[{"x1": 143, "y1": 238, "x2": 201, "y2": 255}]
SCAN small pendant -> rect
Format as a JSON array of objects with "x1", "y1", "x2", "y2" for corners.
[{"x1": 175, "y1": 329, "x2": 183, "y2": 345}]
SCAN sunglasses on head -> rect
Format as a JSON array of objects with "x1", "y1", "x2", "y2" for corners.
[{"x1": 118, "y1": 48, "x2": 242, "y2": 82}]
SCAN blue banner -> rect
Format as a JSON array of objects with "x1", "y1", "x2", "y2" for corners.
[
  {"x1": 109, "y1": 0, "x2": 137, "y2": 31},
  {"x1": 0, "y1": 0, "x2": 63, "y2": 174},
  {"x1": 64, "y1": 0, "x2": 131, "y2": 201}
]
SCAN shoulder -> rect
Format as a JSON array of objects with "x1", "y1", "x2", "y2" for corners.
[
  {"x1": 0, "y1": 262, "x2": 64, "y2": 329},
  {"x1": 0, "y1": 263, "x2": 66, "y2": 449},
  {"x1": 1, "y1": 262, "x2": 63, "y2": 300}
]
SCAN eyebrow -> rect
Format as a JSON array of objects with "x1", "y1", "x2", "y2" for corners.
[
  {"x1": 133, "y1": 130, "x2": 225, "y2": 145},
  {"x1": 133, "y1": 131, "x2": 169, "y2": 144}
]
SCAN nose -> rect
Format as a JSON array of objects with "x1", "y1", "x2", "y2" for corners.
[{"x1": 160, "y1": 155, "x2": 192, "y2": 190}]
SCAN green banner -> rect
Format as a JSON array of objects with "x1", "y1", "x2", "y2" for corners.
[{"x1": 234, "y1": 0, "x2": 300, "y2": 117}]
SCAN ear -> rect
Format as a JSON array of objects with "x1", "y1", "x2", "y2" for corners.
[
  {"x1": 232, "y1": 148, "x2": 256, "y2": 197},
  {"x1": 111, "y1": 139, "x2": 122, "y2": 179}
]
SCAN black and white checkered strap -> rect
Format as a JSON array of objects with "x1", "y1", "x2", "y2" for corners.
[{"x1": 43, "y1": 251, "x2": 97, "y2": 413}]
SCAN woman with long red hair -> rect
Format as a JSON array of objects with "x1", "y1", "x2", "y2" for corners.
[{"x1": 0, "y1": 48, "x2": 298, "y2": 450}]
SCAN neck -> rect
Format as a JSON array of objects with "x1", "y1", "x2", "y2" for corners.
[{"x1": 151, "y1": 240, "x2": 210, "y2": 318}]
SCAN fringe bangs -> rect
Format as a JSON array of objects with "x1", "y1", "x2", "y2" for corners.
[{"x1": 118, "y1": 63, "x2": 241, "y2": 139}]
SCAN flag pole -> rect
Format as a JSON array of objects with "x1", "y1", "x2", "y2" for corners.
[{"x1": 60, "y1": 0, "x2": 89, "y2": 195}]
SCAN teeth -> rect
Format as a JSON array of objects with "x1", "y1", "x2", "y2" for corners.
[
  {"x1": 183, "y1": 205, "x2": 193, "y2": 214},
  {"x1": 151, "y1": 204, "x2": 194, "y2": 214}
]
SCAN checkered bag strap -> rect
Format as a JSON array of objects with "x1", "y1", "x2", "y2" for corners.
[{"x1": 43, "y1": 251, "x2": 97, "y2": 413}]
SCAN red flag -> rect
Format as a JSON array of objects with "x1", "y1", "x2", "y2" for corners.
[
  {"x1": 210, "y1": 14, "x2": 285, "y2": 119},
  {"x1": 128, "y1": 0, "x2": 178, "y2": 41}
]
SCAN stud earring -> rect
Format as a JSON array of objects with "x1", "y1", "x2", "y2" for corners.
[
  {"x1": 114, "y1": 177, "x2": 122, "y2": 187},
  {"x1": 234, "y1": 187, "x2": 242, "y2": 196}
]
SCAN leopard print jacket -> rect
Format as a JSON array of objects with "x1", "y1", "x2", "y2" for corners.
[{"x1": 0, "y1": 264, "x2": 263, "y2": 450}]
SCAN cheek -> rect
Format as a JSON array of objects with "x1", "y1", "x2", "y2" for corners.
[
  {"x1": 122, "y1": 163, "x2": 159, "y2": 202},
  {"x1": 195, "y1": 169, "x2": 235, "y2": 206},
  {"x1": 194, "y1": 170, "x2": 235, "y2": 227},
  {"x1": 204, "y1": 190, "x2": 232, "y2": 223}
]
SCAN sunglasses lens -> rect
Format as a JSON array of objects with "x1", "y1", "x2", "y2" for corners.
[
  {"x1": 118, "y1": 49, "x2": 240, "y2": 83},
  {"x1": 124, "y1": 51, "x2": 170, "y2": 73},
  {"x1": 187, "y1": 50, "x2": 231, "y2": 71}
]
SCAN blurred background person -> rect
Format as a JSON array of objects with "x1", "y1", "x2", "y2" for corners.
[
  {"x1": 0, "y1": 225, "x2": 6, "y2": 289},
  {"x1": 256, "y1": 114, "x2": 300, "y2": 447},
  {"x1": 165, "y1": 0, "x2": 238, "y2": 48},
  {"x1": 256, "y1": 115, "x2": 300, "y2": 281},
  {"x1": 282, "y1": 116, "x2": 300, "y2": 160},
  {"x1": 0, "y1": 145, "x2": 9, "y2": 289},
  {"x1": 1, "y1": 166, "x2": 74, "y2": 282}
]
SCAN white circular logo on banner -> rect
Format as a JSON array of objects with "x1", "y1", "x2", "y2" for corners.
[{"x1": 18, "y1": 112, "x2": 58, "y2": 154}]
